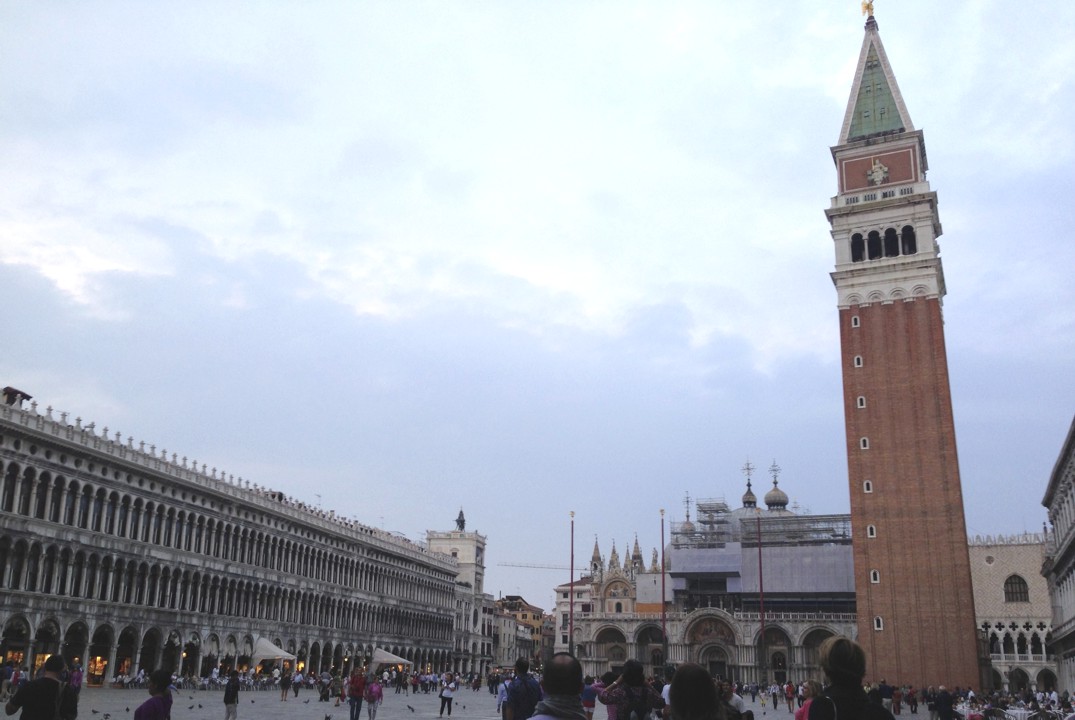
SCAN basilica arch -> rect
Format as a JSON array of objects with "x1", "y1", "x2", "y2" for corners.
[
  {"x1": 635, "y1": 624, "x2": 666, "y2": 669},
  {"x1": 594, "y1": 627, "x2": 628, "y2": 670},
  {"x1": 685, "y1": 614, "x2": 739, "y2": 680},
  {"x1": 798, "y1": 627, "x2": 836, "y2": 678},
  {"x1": 757, "y1": 626, "x2": 792, "y2": 684}
]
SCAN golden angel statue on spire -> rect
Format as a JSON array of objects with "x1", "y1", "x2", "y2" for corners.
[{"x1": 862, "y1": 1, "x2": 875, "y2": 16}]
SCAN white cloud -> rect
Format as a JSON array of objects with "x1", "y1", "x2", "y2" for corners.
[{"x1": 1, "y1": 3, "x2": 1073, "y2": 611}]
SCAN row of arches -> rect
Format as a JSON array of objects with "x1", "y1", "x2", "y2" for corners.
[
  {"x1": 0, "y1": 536, "x2": 451, "y2": 642},
  {"x1": 0, "y1": 457, "x2": 455, "y2": 609},
  {"x1": 849, "y1": 226, "x2": 917, "y2": 262},
  {"x1": 986, "y1": 627, "x2": 1051, "y2": 661},
  {"x1": 578, "y1": 614, "x2": 838, "y2": 684},
  {"x1": 990, "y1": 666, "x2": 1058, "y2": 694},
  {"x1": 0, "y1": 615, "x2": 455, "y2": 684}
]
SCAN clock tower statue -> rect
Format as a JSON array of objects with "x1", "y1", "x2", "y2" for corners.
[{"x1": 826, "y1": 11, "x2": 981, "y2": 689}]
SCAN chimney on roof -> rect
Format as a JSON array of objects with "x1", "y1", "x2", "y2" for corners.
[{"x1": 2, "y1": 387, "x2": 32, "y2": 407}]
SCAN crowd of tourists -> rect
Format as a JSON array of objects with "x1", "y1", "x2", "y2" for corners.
[{"x1": 4, "y1": 639, "x2": 1074, "y2": 720}]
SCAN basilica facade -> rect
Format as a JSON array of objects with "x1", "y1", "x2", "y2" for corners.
[
  {"x1": 556, "y1": 479, "x2": 1058, "y2": 691},
  {"x1": 554, "y1": 476, "x2": 857, "y2": 684},
  {"x1": 0, "y1": 388, "x2": 471, "y2": 683}
]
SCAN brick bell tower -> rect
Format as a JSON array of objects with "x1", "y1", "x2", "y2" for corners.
[{"x1": 826, "y1": 12, "x2": 981, "y2": 689}]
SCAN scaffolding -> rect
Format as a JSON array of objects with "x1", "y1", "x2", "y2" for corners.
[{"x1": 739, "y1": 513, "x2": 852, "y2": 548}]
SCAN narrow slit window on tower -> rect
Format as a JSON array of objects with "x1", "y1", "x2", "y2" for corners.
[
  {"x1": 860, "y1": 437, "x2": 870, "y2": 450},
  {"x1": 901, "y1": 225, "x2": 917, "y2": 255},
  {"x1": 854, "y1": 355, "x2": 863, "y2": 368},
  {"x1": 851, "y1": 315, "x2": 860, "y2": 327},
  {"x1": 867, "y1": 231, "x2": 883, "y2": 260},
  {"x1": 857, "y1": 396, "x2": 866, "y2": 409},
  {"x1": 870, "y1": 570, "x2": 880, "y2": 583},
  {"x1": 863, "y1": 480, "x2": 873, "y2": 493},
  {"x1": 884, "y1": 228, "x2": 899, "y2": 257},
  {"x1": 873, "y1": 616, "x2": 884, "y2": 631},
  {"x1": 867, "y1": 525, "x2": 877, "y2": 538},
  {"x1": 850, "y1": 234, "x2": 865, "y2": 262}
]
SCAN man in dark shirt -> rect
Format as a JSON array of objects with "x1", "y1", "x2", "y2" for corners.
[
  {"x1": 879, "y1": 681, "x2": 894, "y2": 713},
  {"x1": 223, "y1": 670, "x2": 241, "y2": 720},
  {"x1": 504, "y1": 659, "x2": 542, "y2": 720},
  {"x1": 4, "y1": 654, "x2": 76, "y2": 720},
  {"x1": 934, "y1": 686, "x2": 954, "y2": 720}
]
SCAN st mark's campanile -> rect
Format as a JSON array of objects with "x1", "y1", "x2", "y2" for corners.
[{"x1": 826, "y1": 12, "x2": 981, "y2": 689}]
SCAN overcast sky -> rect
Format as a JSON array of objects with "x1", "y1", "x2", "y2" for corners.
[{"x1": 2, "y1": 2, "x2": 1073, "y2": 612}]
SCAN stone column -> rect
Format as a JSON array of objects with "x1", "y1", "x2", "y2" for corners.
[{"x1": 10, "y1": 471, "x2": 25, "y2": 515}]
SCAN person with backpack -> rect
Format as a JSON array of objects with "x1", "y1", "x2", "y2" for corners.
[
  {"x1": 4, "y1": 655, "x2": 77, "y2": 720},
  {"x1": 598, "y1": 659, "x2": 665, "y2": 720},
  {"x1": 505, "y1": 659, "x2": 543, "y2": 720}
]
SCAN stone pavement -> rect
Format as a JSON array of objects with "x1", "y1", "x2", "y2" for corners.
[{"x1": 71, "y1": 685, "x2": 798, "y2": 720}]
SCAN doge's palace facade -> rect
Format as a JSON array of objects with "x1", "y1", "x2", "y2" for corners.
[{"x1": 0, "y1": 388, "x2": 458, "y2": 684}]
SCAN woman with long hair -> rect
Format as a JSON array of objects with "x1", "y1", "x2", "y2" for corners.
[{"x1": 667, "y1": 664, "x2": 724, "y2": 720}]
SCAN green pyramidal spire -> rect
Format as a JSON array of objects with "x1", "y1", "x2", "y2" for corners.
[{"x1": 839, "y1": 16, "x2": 914, "y2": 144}]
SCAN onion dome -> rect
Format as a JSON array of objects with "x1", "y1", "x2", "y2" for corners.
[
  {"x1": 742, "y1": 480, "x2": 757, "y2": 509},
  {"x1": 764, "y1": 478, "x2": 789, "y2": 510}
]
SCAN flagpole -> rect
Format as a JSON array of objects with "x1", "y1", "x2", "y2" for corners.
[{"x1": 569, "y1": 511, "x2": 575, "y2": 655}]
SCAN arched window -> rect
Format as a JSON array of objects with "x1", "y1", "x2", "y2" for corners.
[
  {"x1": 884, "y1": 228, "x2": 899, "y2": 257},
  {"x1": 857, "y1": 396, "x2": 866, "y2": 409},
  {"x1": 851, "y1": 234, "x2": 865, "y2": 262},
  {"x1": 870, "y1": 570, "x2": 880, "y2": 583},
  {"x1": 901, "y1": 226, "x2": 917, "y2": 255},
  {"x1": 863, "y1": 480, "x2": 873, "y2": 493},
  {"x1": 873, "y1": 616, "x2": 884, "y2": 631},
  {"x1": 860, "y1": 437, "x2": 870, "y2": 450},
  {"x1": 866, "y1": 525, "x2": 877, "y2": 538},
  {"x1": 867, "y1": 231, "x2": 882, "y2": 260},
  {"x1": 1004, "y1": 575, "x2": 1030, "y2": 602},
  {"x1": 854, "y1": 355, "x2": 863, "y2": 368}
]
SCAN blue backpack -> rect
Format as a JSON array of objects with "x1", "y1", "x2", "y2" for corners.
[{"x1": 510, "y1": 676, "x2": 540, "y2": 719}]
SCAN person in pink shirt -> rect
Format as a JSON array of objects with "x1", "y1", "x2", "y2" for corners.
[
  {"x1": 795, "y1": 682, "x2": 822, "y2": 720},
  {"x1": 364, "y1": 677, "x2": 384, "y2": 720}
]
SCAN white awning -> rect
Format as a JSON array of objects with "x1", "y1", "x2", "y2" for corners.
[
  {"x1": 371, "y1": 648, "x2": 412, "y2": 666},
  {"x1": 250, "y1": 637, "x2": 296, "y2": 664}
]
